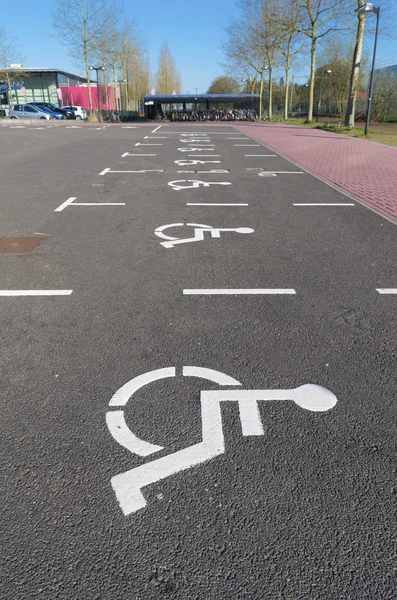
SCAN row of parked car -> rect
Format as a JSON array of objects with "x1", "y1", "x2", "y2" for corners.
[{"x1": 8, "y1": 102, "x2": 87, "y2": 120}]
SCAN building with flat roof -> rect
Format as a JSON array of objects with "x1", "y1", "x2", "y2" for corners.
[{"x1": 0, "y1": 67, "x2": 116, "y2": 112}]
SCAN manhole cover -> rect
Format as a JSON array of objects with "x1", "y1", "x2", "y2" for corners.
[{"x1": 0, "y1": 237, "x2": 45, "y2": 254}]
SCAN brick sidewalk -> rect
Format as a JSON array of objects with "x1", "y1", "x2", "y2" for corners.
[{"x1": 236, "y1": 123, "x2": 397, "y2": 224}]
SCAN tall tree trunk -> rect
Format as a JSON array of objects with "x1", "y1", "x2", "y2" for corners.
[
  {"x1": 345, "y1": 0, "x2": 366, "y2": 127},
  {"x1": 284, "y1": 56, "x2": 290, "y2": 120},
  {"x1": 268, "y1": 66, "x2": 273, "y2": 120},
  {"x1": 113, "y1": 67, "x2": 118, "y2": 111},
  {"x1": 307, "y1": 36, "x2": 316, "y2": 122},
  {"x1": 259, "y1": 68, "x2": 265, "y2": 119},
  {"x1": 83, "y1": 21, "x2": 93, "y2": 115}
]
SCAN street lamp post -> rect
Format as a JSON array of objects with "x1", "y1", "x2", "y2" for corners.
[
  {"x1": 356, "y1": 3, "x2": 380, "y2": 135},
  {"x1": 89, "y1": 65, "x2": 106, "y2": 120},
  {"x1": 316, "y1": 69, "x2": 332, "y2": 122}
]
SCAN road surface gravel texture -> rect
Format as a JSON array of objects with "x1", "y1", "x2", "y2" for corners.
[{"x1": 0, "y1": 123, "x2": 396, "y2": 600}]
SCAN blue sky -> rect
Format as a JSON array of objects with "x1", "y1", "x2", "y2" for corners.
[{"x1": 2, "y1": 0, "x2": 397, "y2": 93}]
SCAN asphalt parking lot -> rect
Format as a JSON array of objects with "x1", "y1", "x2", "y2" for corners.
[{"x1": 1, "y1": 123, "x2": 396, "y2": 600}]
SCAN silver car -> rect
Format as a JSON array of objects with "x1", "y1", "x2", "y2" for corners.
[{"x1": 9, "y1": 104, "x2": 51, "y2": 120}]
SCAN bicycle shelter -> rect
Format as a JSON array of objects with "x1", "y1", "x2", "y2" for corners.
[{"x1": 144, "y1": 93, "x2": 260, "y2": 120}]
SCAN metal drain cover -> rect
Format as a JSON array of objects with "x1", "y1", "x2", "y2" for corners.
[{"x1": 0, "y1": 237, "x2": 45, "y2": 254}]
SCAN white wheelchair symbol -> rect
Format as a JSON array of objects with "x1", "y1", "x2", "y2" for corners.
[
  {"x1": 106, "y1": 366, "x2": 337, "y2": 515},
  {"x1": 177, "y1": 147, "x2": 216, "y2": 153},
  {"x1": 154, "y1": 223, "x2": 254, "y2": 248},
  {"x1": 168, "y1": 180, "x2": 231, "y2": 191},
  {"x1": 174, "y1": 159, "x2": 221, "y2": 166}
]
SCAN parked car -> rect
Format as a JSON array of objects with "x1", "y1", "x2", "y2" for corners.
[
  {"x1": 62, "y1": 105, "x2": 87, "y2": 120},
  {"x1": 32, "y1": 105, "x2": 65, "y2": 120},
  {"x1": 9, "y1": 104, "x2": 51, "y2": 120},
  {"x1": 28, "y1": 102, "x2": 75, "y2": 120}
]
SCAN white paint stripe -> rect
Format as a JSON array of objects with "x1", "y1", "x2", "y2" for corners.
[
  {"x1": 244, "y1": 155, "x2": 277, "y2": 157},
  {"x1": 106, "y1": 411, "x2": 164, "y2": 457},
  {"x1": 234, "y1": 144, "x2": 260, "y2": 146},
  {"x1": 376, "y1": 289, "x2": 397, "y2": 294},
  {"x1": 151, "y1": 125, "x2": 162, "y2": 133},
  {"x1": 101, "y1": 169, "x2": 164, "y2": 174},
  {"x1": 99, "y1": 168, "x2": 110, "y2": 176},
  {"x1": 109, "y1": 367, "x2": 176, "y2": 406},
  {"x1": 188, "y1": 155, "x2": 220, "y2": 157},
  {"x1": 293, "y1": 203, "x2": 355, "y2": 206},
  {"x1": 183, "y1": 289, "x2": 296, "y2": 295},
  {"x1": 121, "y1": 152, "x2": 156, "y2": 157},
  {"x1": 54, "y1": 197, "x2": 76, "y2": 212},
  {"x1": 135, "y1": 143, "x2": 163, "y2": 146},
  {"x1": 186, "y1": 203, "x2": 248, "y2": 206},
  {"x1": 182, "y1": 366, "x2": 241, "y2": 386},
  {"x1": 144, "y1": 136, "x2": 167, "y2": 139},
  {"x1": 238, "y1": 398, "x2": 264, "y2": 436},
  {"x1": 264, "y1": 171, "x2": 303, "y2": 174},
  {"x1": 0, "y1": 290, "x2": 73, "y2": 296}
]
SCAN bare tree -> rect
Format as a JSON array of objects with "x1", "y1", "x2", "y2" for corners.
[
  {"x1": 52, "y1": 0, "x2": 110, "y2": 115},
  {"x1": 275, "y1": 0, "x2": 304, "y2": 119},
  {"x1": 345, "y1": 0, "x2": 367, "y2": 126},
  {"x1": 298, "y1": 0, "x2": 348, "y2": 121},
  {"x1": 0, "y1": 28, "x2": 25, "y2": 106},
  {"x1": 155, "y1": 42, "x2": 181, "y2": 94},
  {"x1": 206, "y1": 76, "x2": 241, "y2": 94}
]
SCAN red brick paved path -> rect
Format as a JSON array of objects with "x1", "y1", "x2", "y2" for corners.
[{"x1": 236, "y1": 123, "x2": 397, "y2": 224}]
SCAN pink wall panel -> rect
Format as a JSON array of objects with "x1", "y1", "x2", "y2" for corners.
[{"x1": 59, "y1": 86, "x2": 116, "y2": 110}]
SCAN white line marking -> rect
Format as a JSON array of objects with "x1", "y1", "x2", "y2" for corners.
[
  {"x1": 54, "y1": 197, "x2": 76, "y2": 212},
  {"x1": 110, "y1": 367, "x2": 176, "y2": 406},
  {"x1": 183, "y1": 289, "x2": 296, "y2": 295},
  {"x1": 244, "y1": 155, "x2": 277, "y2": 157},
  {"x1": 56, "y1": 201, "x2": 125, "y2": 211},
  {"x1": 152, "y1": 125, "x2": 162, "y2": 133},
  {"x1": 376, "y1": 289, "x2": 397, "y2": 294},
  {"x1": 263, "y1": 171, "x2": 303, "y2": 174},
  {"x1": 234, "y1": 144, "x2": 260, "y2": 146},
  {"x1": 122, "y1": 126, "x2": 138, "y2": 128},
  {"x1": 92, "y1": 183, "x2": 104, "y2": 186},
  {"x1": 135, "y1": 143, "x2": 163, "y2": 146},
  {"x1": 99, "y1": 168, "x2": 111, "y2": 176},
  {"x1": 144, "y1": 136, "x2": 167, "y2": 139},
  {"x1": 106, "y1": 411, "x2": 164, "y2": 457},
  {"x1": 0, "y1": 290, "x2": 73, "y2": 296},
  {"x1": 182, "y1": 366, "x2": 241, "y2": 386},
  {"x1": 188, "y1": 155, "x2": 221, "y2": 157},
  {"x1": 101, "y1": 169, "x2": 164, "y2": 174},
  {"x1": 293, "y1": 203, "x2": 355, "y2": 206},
  {"x1": 121, "y1": 153, "x2": 157, "y2": 157},
  {"x1": 186, "y1": 203, "x2": 248, "y2": 206}
]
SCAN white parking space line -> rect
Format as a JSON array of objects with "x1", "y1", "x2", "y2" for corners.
[
  {"x1": 293, "y1": 203, "x2": 355, "y2": 206},
  {"x1": 0, "y1": 290, "x2": 73, "y2": 296},
  {"x1": 234, "y1": 144, "x2": 260, "y2": 147},
  {"x1": 244, "y1": 154, "x2": 277, "y2": 157},
  {"x1": 262, "y1": 171, "x2": 304, "y2": 174},
  {"x1": 188, "y1": 155, "x2": 221, "y2": 157},
  {"x1": 99, "y1": 168, "x2": 164, "y2": 175},
  {"x1": 144, "y1": 136, "x2": 168, "y2": 139},
  {"x1": 152, "y1": 125, "x2": 162, "y2": 133},
  {"x1": 183, "y1": 289, "x2": 296, "y2": 295},
  {"x1": 121, "y1": 153, "x2": 156, "y2": 157},
  {"x1": 135, "y1": 143, "x2": 163, "y2": 146},
  {"x1": 54, "y1": 197, "x2": 125, "y2": 212},
  {"x1": 186, "y1": 203, "x2": 248, "y2": 206},
  {"x1": 376, "y1": 289, "x2": 397, "y2": 294}
]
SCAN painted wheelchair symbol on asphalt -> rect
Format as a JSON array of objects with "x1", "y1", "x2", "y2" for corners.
[
  {"x1": 168, "y1": 180, "x2": 231, "y2": 190},
  {"x1": 174, "y1": 159, "x2": 221, "y2": 166},
  {"x1": 106, "y1": 366, "x2": 338, "y2": 516},
  {"x1": 154, "y1": 223, "x2": 254, "y2": 248}
]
